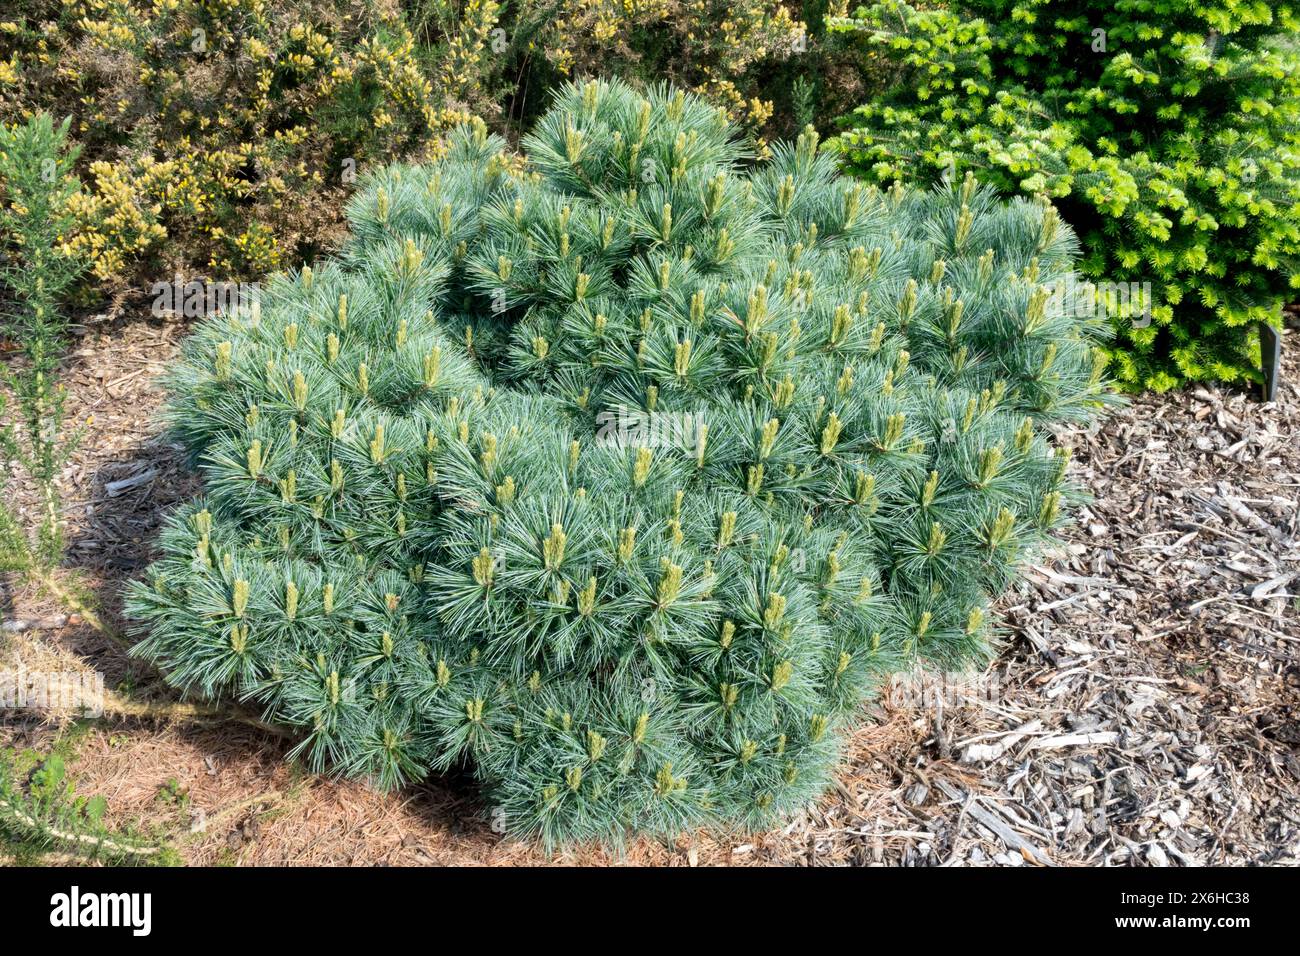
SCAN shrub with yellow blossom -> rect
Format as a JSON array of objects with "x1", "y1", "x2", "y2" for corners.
[
  {"x1": 0, "y1": 0, "x2": 469, "y2": 285},
  {"x1": 1, "y1": 0, "x2": 827, "y2": 287}
]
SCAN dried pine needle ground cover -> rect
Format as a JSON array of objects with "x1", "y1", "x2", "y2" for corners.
[{"x1": 1, "y1": 309, "x2": 1296, "y2": 865}]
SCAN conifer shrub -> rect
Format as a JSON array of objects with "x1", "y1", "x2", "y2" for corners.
[{"x1": 127, "y1": 79, "x2": 1112, "y2": 846}]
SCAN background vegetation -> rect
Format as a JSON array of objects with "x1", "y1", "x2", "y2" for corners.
[
  {"x1": 0, "y1": 0, "x2": 823, "y2": 286},
  {"x1": 828, "y1": 1, "x2": 1300, "y2": 391},
  {"x1": 3, "y1": 1, "x2": 1296, "y2": 388}
]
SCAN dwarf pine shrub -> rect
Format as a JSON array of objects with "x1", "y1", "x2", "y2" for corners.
[{"x1": 128, "y1": 79, "x2": 1112, "y2": 847}]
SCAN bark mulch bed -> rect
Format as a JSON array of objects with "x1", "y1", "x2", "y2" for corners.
[{"x1": 2, "y1": 311, "x2": 1296, "y2": 866}]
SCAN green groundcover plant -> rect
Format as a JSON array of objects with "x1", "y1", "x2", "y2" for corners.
[
  {"x1": 0, "y1": 751, "x2": 172, "y2": 865},
  {"x1": 829, "y1": 0, "x2": 1300, "y2": 391},
  {"x1": 127, "y1": 79, "x2": 1112, "y2": 847}
]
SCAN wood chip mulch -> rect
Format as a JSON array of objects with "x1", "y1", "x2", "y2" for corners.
[{"x1": 2, "y1": 312, "x2": 1296, "y2": 866}]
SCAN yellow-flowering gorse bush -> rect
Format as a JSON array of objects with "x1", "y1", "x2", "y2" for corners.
[
  {"x1": 505, "y1": 0, "x2": 804, "y2": 137},
  {"x1": 2, "y1": 0, "x2": 819, "y2": 287},
  {"x1": 1, "y1": 0, "x2": 469, "y2": 284}
]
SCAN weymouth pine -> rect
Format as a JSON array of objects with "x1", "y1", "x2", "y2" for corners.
[{"x1": 128, "y1": 79, "x2": 1114, "y2": 847}]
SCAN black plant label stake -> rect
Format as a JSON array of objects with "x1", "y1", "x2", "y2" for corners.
[{"x1": 1260, "y1": 320, "x2": 1282, "y2": 402}]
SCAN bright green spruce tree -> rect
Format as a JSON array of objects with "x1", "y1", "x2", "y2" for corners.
[
  {"x1": 830, "y1": 0, "x2": 1300, "y2": 391},
  {"x1": 127, "y1": 79, "x2": 1113, "y2": 847}
]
